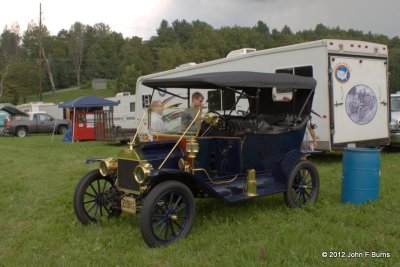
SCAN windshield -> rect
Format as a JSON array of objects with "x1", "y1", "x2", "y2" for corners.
[
  {"x1": 391, "y1": 96, "x2": 400, "y2": 112},
  {"x1": 148, "y1": 107, "x2": 202, "y2": 136}
]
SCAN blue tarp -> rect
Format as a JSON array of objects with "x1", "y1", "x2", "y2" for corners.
[
  {"x1": 62, "y1": 123, "x2": 73, "y2": 142},
  {"x1": 58, "y1": 96, "x2": 118, "y2": 108}
]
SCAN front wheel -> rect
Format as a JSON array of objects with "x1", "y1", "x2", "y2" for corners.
[
  {"x1": 140, "y1": 181, "x2": 195, "y2": 247},
  {"x1": 73, "y1": 169, "x2": 121, "y2": 224},
  {"x1": 284, "y1": 160, "x2": 319, "y2": 208}
]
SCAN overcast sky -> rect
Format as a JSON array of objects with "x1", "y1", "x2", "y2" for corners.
[{"x1": 1, "y1": 0, "x2": 399, "y2": 40}]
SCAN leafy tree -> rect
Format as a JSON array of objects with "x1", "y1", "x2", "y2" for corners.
[
  {"x1": 0, "y1": 24, "x2": 21, "y2": 98},
  {"x1": 120, "y1": 37, "x2": 153, "y2": 74},
  {"x1": 2, "y1": 61, "x2": 39, "y2": 104},
  {"x1": 67, "y1": 22, "x2": 85, "y2": 86},
  {"x1": 151, "y1": 20, "x2": 178, "y2": 47},
  {"x1": 116, "y1": 64, "x2": 142, "y2": 93},
  {"x1": 157, "y1": 43, "x2": 188, "y2": 70}
]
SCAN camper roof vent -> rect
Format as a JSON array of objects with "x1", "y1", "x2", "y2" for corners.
[
  {"x1": 226, "y1": 48, "x2": 256, "y2": 58},
  {"x1": 177, "y1": 62, "x2": 197, "y2": 68}
]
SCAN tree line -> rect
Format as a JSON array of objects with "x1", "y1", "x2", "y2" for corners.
[{"x1": 1, "y1": 19, "x2": 400, "y2": 104}]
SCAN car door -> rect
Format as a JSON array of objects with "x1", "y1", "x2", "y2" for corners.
[
  {"x1": 37, "y1": 114, "x2": 55, "y2": 133},
  {"x1": 195, "y1": 137, "x2": 242, "y2": 178}
]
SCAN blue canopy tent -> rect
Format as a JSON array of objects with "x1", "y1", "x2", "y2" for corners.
[
  {"x1": 59, "y1": 96, "x2": 118, "y2": 142},
  {"x1": 59, "y1": 96, "x2": 118, "y2": 109}
]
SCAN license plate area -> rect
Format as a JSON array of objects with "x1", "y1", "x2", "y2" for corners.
[{"x1": 121, "y1": 196, "x2": 136, "y2": 214}]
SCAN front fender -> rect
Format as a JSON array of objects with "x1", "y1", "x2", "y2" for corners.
[
  {"x1": 85, "y1": 158, "x2": 108, "y2": 164},
  {"x1": 149, "y1": 168, "x2": 194, "y2": 183},
  {"x1": 147, "y1": 168, "x2": 199, "y2": 194}
]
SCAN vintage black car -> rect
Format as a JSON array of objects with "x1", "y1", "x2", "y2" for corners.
[{"x1": 73, "y1": 71, "x2": 320, "y2": 247}]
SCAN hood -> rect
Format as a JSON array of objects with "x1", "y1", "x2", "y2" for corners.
[{"x1": 134, "y1": 140, "x2": 185, "y2": 169}]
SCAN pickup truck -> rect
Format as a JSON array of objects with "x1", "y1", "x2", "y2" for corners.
[{"x1": 5, "y1": 113, "x2": 69, "y2": 137}]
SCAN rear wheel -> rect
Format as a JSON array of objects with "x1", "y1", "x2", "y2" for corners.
[
  {"x1": 140, "y1": 181, "x2": 195, "y2": 247},
  {"x1": 16, "y1": 127, "x2": 27, "y2": 137},
  {"x1": 73, "y1": 169, "x2": 121, "y2": 224},
  {"x1": 284, "y1": 160, "x2": 319, "y2": 208}
]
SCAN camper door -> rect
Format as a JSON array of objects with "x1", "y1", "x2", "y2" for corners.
[{"x1": 330, "y1": 56, "x2": 389, "y2": 144}]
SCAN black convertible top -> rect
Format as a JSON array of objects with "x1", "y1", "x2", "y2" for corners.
[{"x1": 142, "y1": 71, "x2": 317, "y2": 90}]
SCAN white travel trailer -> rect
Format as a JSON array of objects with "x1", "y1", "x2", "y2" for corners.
[
  {"x1": 17, "y1": 102, "x2": 64, "y2": 119},
  {"x1": 105, "y1": 92, "x2": 136, "y2": 129},
  {"x1": 135, "y1": 39, "x2": 389, "y2": 151}
]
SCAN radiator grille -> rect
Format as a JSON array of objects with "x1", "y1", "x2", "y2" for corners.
[{"x1": 117, "y1": 159, "x2": 140, "y2": 191}]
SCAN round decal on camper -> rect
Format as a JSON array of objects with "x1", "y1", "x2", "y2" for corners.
[
  {"x1": 345, "y1": 85, "x2": 377, "y2": 125},
  {"x1": 334, "y1": 64, "x2": 350, "y2": 83}
]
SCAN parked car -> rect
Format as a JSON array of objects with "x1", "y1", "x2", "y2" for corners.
[
  {"x1": 389, "y1": 92, "x2": 400, "y2": 147},
  {"x1": 0, "y1": 111, "x2": 11, "y2": 135},
  {"x1": 73, "y1": 72, "x2": 320, "y2": 247},
  {"x1": 5, "y1": 112, "x2": 69, "y2": 137}
]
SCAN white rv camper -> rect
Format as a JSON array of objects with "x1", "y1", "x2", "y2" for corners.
[
  {"x1": 105, "y1": 92, "x2": 136, "y2": 129},
  {"x1": 136, "y1": 39, "x2": 389, "y2": 151}
]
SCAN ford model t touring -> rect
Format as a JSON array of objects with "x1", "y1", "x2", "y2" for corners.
[{"x1": 73, "y1": 71, "x2": 320, "y2": 247}]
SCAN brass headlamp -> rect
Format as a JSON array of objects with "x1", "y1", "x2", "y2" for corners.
[
  {"x1": 99, "y1": 158, "x2": 117, "y2": 177},
  {"x1": 134, "y1": 162, "x2": 152, "y2": 184}
]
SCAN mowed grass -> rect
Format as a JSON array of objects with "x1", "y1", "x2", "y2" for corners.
[{"x1": 0, "y1": 135, "x2": 399, "y2": 266}]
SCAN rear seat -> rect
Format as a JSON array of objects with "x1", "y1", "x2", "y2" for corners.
[{"x1": 227, "y1": 114, "x2": 291, "y2": 135}]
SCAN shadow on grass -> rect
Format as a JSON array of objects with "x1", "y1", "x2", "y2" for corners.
[
  {"x1": 381, "y1": 145, "x2": 400, "y2": 153},
  {"x1": 195, "y1": 193, "x2": 288, "y2": 219},
  {"x1": 310, "y1": 151, "x2": 343, "y2": 164}
]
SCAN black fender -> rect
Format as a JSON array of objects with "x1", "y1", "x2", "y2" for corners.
[
  {"x1": 274, "y1": 149, "x2": 305, "y2": 186},
  {"x1": 85, "y1": 158, "x2": 108, "y2": 164},
  {"x1": 147, "y1": 169, "x2": 204, "y2": 196}
]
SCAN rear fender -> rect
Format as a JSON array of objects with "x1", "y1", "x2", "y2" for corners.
[{"x1": 274, "y1": 150, "x2": 304, "y2": 185}]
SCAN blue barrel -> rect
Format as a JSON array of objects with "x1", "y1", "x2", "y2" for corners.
[{"x1": 341, "y1": 147, "x2": 380, "y2": 204}]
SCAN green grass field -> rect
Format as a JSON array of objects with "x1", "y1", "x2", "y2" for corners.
[{"x1": 0, "y1": 135, "x2": 398, "y2": 266}]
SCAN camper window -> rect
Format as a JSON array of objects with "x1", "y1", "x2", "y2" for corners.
[
  {"x1": 142, "y1": 95, "x2": 151, "y2": 108},
  {"x1": 276, "y1": 65, "x2": 313, "y2": 77},
  {"x1": 130, "y1": 102, "x2": 135, "y2": 112}
]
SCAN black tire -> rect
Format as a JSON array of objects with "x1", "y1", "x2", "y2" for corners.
[
  {"x1": 284, "y1": 160, "x2": 320, "y2": 208},
  {"x1": 73, "y1": 169, "x2": 121, "y2": 224},
  {"x1": 140, "y1": 181, "x2": 195, "y2": 247},
  {"x1": 16, "y1": 127, "x2": 27, "y2": 137},
  {"x1": 58, "y1": 125, "x2": 68, "y2": 135}
]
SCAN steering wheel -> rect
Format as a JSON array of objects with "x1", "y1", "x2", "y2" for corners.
[{"x1": 207, "y1": 110, "x2": 228, "y2": 131}]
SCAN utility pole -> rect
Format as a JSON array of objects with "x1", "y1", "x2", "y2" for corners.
[
  {"x1": 38, "y1": 3, "x2": 57, "y2": 103},
  {"x1": 38, "y1": 3, "x2": 43, "y2": 101}
]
